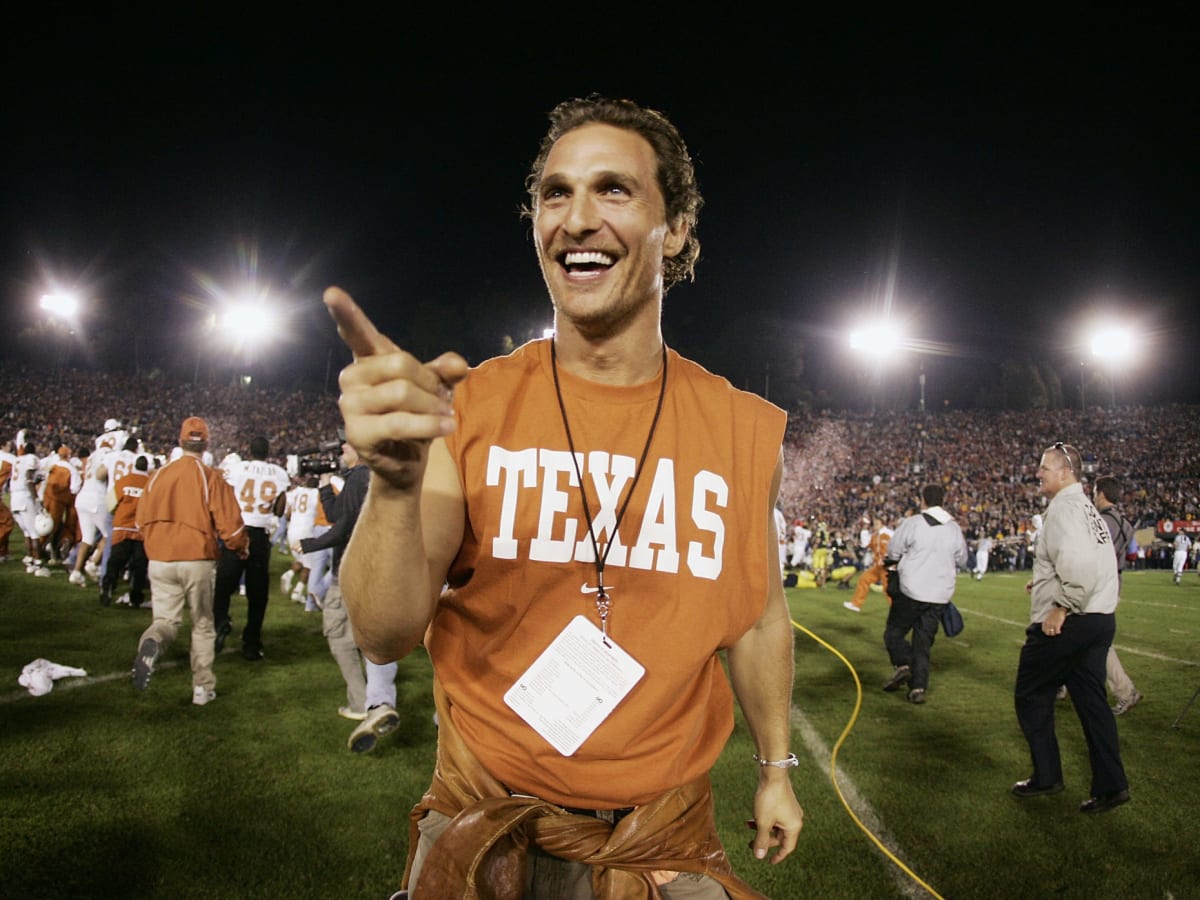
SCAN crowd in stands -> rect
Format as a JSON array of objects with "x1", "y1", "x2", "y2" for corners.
[
  {"x1": 1, "y1": 364, "x2": 341, "y2": 463},
  {"x1": 780, "y1": 405, "x2": 1200, "y2": 546},
  {"x1": 4, "y1": 363, "x2": 1198, "y2": 547}
]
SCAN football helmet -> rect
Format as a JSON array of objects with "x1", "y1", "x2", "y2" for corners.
[{"x1": 33, "y1": 510, "x2": 55, "y2": 538}]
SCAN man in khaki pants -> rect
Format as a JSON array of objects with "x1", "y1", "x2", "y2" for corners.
[{"x1": 132, "y1": 417, "x2": 247, "y2": 706}]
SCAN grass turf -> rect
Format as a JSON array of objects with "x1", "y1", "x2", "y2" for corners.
[{"x1": 2, "y1": 543, "x2": 1198, "y2": 899}]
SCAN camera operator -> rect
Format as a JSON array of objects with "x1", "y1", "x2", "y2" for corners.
[{"x1": 300, "y1": 432, "x2": 400, "y2": 752}]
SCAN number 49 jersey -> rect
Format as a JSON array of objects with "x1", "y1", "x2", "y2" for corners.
[{"x1": 227, "y1": 459, "x2": 291, "y2": 529}]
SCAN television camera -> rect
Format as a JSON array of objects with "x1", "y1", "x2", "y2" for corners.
[{"x1": 286, "y1": 439, "x2": 343, "y2": 478}]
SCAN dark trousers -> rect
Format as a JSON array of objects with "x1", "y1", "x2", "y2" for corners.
[
  {"x1": 102, "y1": 539, "x2": 148, "y2": 606},
  {"x1": 1014, "y1": 613, "x2": 1128, "y2": 796},
  {"x1": 883, "y1": 593, "x2": 942, "y2": 690},
  {"x1": 213, "y1": 527, "x2": 271, "y2": 651}
]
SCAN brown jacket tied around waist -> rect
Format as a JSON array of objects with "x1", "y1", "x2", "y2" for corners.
[{"x1": 404, "y1": 679, "x2": 765, "y2": 900}]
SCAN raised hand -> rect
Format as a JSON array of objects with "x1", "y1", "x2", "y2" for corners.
[{"x1": 323, "y1": 286, "x2": 469, "y2": 491}]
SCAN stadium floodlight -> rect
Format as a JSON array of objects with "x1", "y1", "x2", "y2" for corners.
[
  {"x1": 40, "y1": 292, "x2": 79, "y2": 319},
  {"x1": 848, "y1": 317, "x2": 911, "y2": 413},
  {"x1": 848, "y1": 319, "x2": 905, "y2": 360},
  {"x1": 220, "y1": 300, "x2": 279, "y2": 346},
  {"x1": 1089, "y1": 324, "x2": 1136, "y2": 362},
  {"x1": 1089, "y1": 323, "x2": 1138, "y2": 406}
]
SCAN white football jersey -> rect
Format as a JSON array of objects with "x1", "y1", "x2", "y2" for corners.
[
  {"x1": 229, "y1": 459, "x2": 291, "y2": 529},
  {"x1": 286, "y1": 485, "x2": 320, "y2": 541},
  {"x1": 10, "y1": 453, "x2": 39, "y2": 509},
  {"x1": 76, "y1": 447, "x2": 114, "y2": 509},
  {"x1": 108, "y1": 449, "x2": 141, "y2": 484}
]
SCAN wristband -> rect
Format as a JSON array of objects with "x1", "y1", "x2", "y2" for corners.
[{"x1": 753, "y1": 752, "x2": 799, "y2": 769}]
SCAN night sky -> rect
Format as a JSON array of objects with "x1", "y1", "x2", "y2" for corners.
[{"x1": 3, "y1": 8, "x2": 1195, "y2": 408}]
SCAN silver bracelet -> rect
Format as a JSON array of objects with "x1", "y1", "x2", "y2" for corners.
[{"x1": 753, "y1": 752, "x2": 799, "y2": 768}]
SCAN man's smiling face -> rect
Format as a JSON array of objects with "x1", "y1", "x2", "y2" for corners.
[{"x1": 532, "y1": 123, "x2": 686, "y2": 337}]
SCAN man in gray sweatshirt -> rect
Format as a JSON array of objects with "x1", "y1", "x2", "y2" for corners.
[{"x1": 1011, "y1": 442, "x2": 1129, "y2": 813}]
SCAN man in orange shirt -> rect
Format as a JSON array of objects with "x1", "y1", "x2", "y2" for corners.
[
  {"x1": 102, "y1": 454, "x2": 151, "y2": 608},
  {"x1": 43, "y1": 445, "x2": 79, "y2": 564},
  {"x1": 132, "y1": 417, "x2": 247, "y2": 706},
  {"x1": 328, "y1": 98, "x2": 803, "y2": 897},
  {"x1": 844, "y1": 517, "x2": 894, "y2": 612},
  {"x1": 1, "y1": 440, "x2": 18, "y2": 561}
]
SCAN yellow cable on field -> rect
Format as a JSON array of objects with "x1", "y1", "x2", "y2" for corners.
[{"x1": 791, "y1": 618, "x2": 945, "y2": 900}]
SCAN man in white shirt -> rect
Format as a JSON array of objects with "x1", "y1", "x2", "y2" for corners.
[
  {"x1": 70, "y1": 434, "x2": 116, "y2": 586},
  {"x1": 790, "y1": 519, "x2": 811, "y2": 569},
  {"x1": 11, "y1": 443, "x2": 48, "y2": 573},
  {"x1": 973, "y1": 533, "x2": 994, "y2": 581},
  {"x1": 881, "y1": 484, "x2": 968, "y2": 704},
  {"x1": 1011, "y1": 442, "x2": 1129, "y2": 814},
  {"x1": 1172, "y1": 531, "x2": 1192, "y2": 585}
]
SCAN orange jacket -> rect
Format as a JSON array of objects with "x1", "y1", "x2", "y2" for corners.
[
  {"x1": 111, "y1": 471, "x2": 149, "y2": 545},
  {"x1": 44, "y1": 463, "x2": 75, "y2": 506},
  {"x1": 138, "y1": 455, "x2": 247, "y2": 561}
]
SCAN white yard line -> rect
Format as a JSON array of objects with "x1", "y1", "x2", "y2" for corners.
[
  {"x1": 792, "y1": 707, "x2": 932, "y2": 899},
  {"x1": 2, "y1": 659, "x2": 184, "y2": 704}
]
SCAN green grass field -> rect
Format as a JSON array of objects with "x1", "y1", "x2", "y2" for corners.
[{"x1": 2, "y1": 540, "x2": 1198, "y2": 899}]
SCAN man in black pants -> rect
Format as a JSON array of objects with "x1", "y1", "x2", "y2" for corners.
[
  {"x1": 213, "y1": 437, "x2": 290, "y2": 660},
  {"x1": 881, "y1": 484, "x2": 968, "y2": 704},
  {"x1": 1011, "y1": 443, "x2": 1130, "y2": 813}
]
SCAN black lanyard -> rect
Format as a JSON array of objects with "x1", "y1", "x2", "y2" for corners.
[{"x1": 550, "y1": 341, "x2": 668, "y2": 643}]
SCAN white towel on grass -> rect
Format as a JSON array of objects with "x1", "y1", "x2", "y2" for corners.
[{"x1": 18, "y1": 659, "x2": 89, "y2": 696}]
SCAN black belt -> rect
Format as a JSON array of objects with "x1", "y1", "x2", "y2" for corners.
[
  {"x1": 510, "y1": 791, "x2": 634, "y2": 826},
  {"x1": 562, "y1": 804, "x2": 634, "y2": 826}
]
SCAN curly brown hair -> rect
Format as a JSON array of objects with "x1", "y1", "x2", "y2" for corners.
[{"x1": 523, "y1": 96, "x2": 703, "y2": 292}]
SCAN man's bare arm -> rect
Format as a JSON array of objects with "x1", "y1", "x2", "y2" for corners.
[
  {"x1": 726, "y1": 450, "x2": 804, "y2": 864},
  {"x1": 324, "y1": 287, "x2": 469, "y2": 661}
]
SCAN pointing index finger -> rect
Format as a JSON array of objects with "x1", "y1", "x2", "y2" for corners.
[{"x1": 323, "y1": 286, "x2": 399, "y2": 359}]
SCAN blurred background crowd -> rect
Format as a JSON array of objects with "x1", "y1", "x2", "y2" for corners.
[{"x1": 4, "y1": 363, "x2": 1197, "y2": 568}]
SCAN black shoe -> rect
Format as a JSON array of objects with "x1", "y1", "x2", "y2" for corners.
[
  {"x1": 131, "y1": 638, "x2": 159, "y2": 691},
  {"x1": 1011, "y1": 778, "x2": 1065, "y2": 799},
  {"x1": 99, "y1": 588, "x2": 112, "y2": 607},
  {"x1": 1079, "y1": 789, "x2": 1130, "y2": 814},
  {"x1": 907, "y1": 688, "x2": 926, "y2": 704},
  {"x1": 214, "y1": 619, "x2": 232, "y2": 654},
  {"x1": 883, "y1": 665, "x2": 911, "y2": 692},
  {"x1": 242, "y1": 644, "x2": 264, "y2": 661}
]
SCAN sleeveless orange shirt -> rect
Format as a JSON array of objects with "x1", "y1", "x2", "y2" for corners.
[{"x1": 437, "y1": 340, "x2": 786, "y2": 808}]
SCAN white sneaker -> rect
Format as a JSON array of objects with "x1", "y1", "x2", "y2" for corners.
[
  {"x1": 290, "y1": 584, "x2": 306, "y2": 603},
  {"x1": 1113, "y1": 690, "x2": 1143, "y2": 715},
  {"x1": 23, "y1": 555, "x2": 34, "y2": 565},
  {"x1": 115, "y1": 593, "x2": 132, "y2": 606},
  {"x1": 280, "y1": 570, "x2": 295, "y2": 595},
  {"x1": 348, "y1": 703, "x2": 400, "y2": 753},
  {"x1": 68, "y1": 570, "x2": 86, "y2": 586},
  {"x1": 843, "y1": 601, "x2": 861, "y2": 612},
  {"x1": 193, "y1": 686, "x2": 217, "y2": 706},
  {"x1": 84, "y1": 561, "x2": 100, "y2": 579},
  {"x1": 34, "y1": 566, "x2": 52, "y2": 577},
  {"x1": 338, "y1": 706, "x2": 367, "y2": 721}
]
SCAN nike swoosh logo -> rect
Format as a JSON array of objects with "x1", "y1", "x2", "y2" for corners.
[{"x1": 580, "y1": 584, "x2": 615, "y2": 594}]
